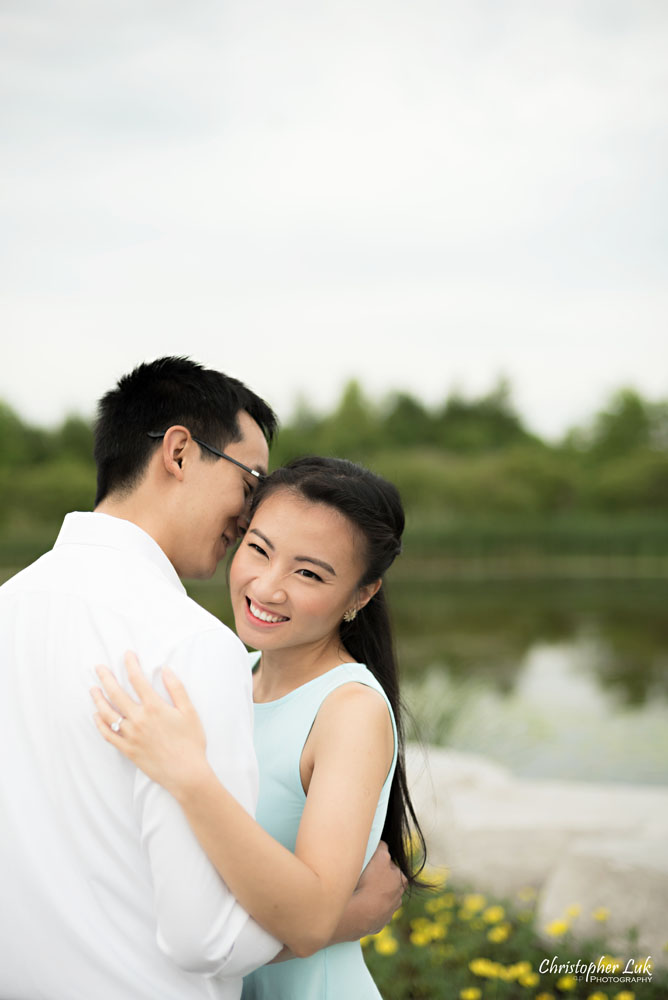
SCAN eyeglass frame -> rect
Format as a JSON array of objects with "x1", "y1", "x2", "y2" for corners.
[{"x1": 147, "y1": 430, "x2": 266, "y2": 482}]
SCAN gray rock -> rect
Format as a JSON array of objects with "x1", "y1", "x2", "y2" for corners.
[{"x1": 406, "y1": 744, "x2": 668, "y2": 967}]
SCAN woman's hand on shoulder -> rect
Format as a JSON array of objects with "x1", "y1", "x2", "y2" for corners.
[{"x1": 90, "y1": 651, "x2": 211, "y2": 799}]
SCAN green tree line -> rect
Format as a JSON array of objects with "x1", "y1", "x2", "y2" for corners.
[{"x1": 1, "y1": 381, "x2": 667, "y2": 565}]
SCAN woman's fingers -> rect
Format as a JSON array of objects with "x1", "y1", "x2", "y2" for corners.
[
  {"x1": 95, "y1": 664, "x2": 139, "y2": 719},
  {"x1": 90, "y1": 685, "x2": 128, "y2": 734},
  {"x1": 162, "y1": 666, "x2": 193, "y2": 713},
  {"x1": 92, "y1": 710, "x2": 123, "y2": 746},
  {"x1": 124, "y1": 650, "x2": 155, "y2": 701}
]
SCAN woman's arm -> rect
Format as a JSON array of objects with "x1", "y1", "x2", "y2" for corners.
[
  {"x1": 91, "y1": 656, "x2": 395, "y2": 957},
  {"x1": 267, "y1": 842, "x2": 407, "y2": 964}
]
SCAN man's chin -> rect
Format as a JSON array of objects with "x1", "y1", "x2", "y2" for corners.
[{"x1": 175, "y1": 558, "x2": 219, "y2": 582}]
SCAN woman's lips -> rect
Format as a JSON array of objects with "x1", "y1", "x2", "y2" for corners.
[{"x1": 244, "y1": 596, "x2": 290, "y2": 627}]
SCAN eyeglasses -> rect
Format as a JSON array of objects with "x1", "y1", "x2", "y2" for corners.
[{"x1": 147, "y1": 431, "x2": 266, "y2": 482}]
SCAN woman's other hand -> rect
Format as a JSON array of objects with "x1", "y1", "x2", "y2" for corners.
[{"x1": 90, "y1": 651, "x2": 210, "y2": 798}]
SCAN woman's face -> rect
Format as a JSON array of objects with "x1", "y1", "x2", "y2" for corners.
[{"x1": 229, "y1": 489, "x2": 375, "y2": 653}]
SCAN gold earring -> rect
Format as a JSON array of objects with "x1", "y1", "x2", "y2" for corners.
[{"x1": 342, "y1": 608, "x2": 357, "y2": 623}]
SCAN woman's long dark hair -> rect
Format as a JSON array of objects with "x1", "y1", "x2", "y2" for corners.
[{"x1": 249, "y1": 456, "x2": 427, "y2": 889}]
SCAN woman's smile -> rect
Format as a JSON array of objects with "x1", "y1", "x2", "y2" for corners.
[{"x1": 245, "y1": 596, "x2": 290, "y2": 627}]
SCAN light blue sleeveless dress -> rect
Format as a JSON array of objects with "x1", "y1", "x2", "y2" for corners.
[{"x1": 241, "y1": 658, "x2": 397, "y2": 1000}]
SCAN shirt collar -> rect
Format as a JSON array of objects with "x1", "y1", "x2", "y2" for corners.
[{"x1": 54, "y1": 512, "x2": 187, "y2": 595}]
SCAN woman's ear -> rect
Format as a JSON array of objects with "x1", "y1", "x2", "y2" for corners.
[
  {"x1": 161, "y1": 426, "x2": 190, "y2": 481},
  {"x1": 357, "y1": 579, "x2": 382, "y2": 612}
]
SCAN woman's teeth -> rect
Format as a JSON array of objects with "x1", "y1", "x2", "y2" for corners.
[{"x1": 248, "y1": 599, "x2": 289, "y2": 624}]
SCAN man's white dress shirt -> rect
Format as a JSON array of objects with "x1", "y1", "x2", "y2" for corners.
[{"x1": 0, "y1": 512, "x2": 281, "y2": 1000}]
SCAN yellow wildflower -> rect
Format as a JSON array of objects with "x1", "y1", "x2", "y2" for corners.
[
  {"x1": 487, "y1": 923, "x2": 511, "y2": 943},
  {"x1": 557, "y1": 974, "x2": 577, "y2": 991},
  {"x1": 593, "y1": 907, "x2": 610, "y2": 922},
  {"x1": 360, "y1": 935, "x2": 372, "y2": 948},
  {"x1": 545, "y1": 918, "x2": 570, "y2": 937},
  {"x1": 587, "y1": 993, "x2": 607, "y2": 1000},
  {"x1": 536, "y1": 994, "x2": 555, "y2": 1000},
  {"x1": 566, "y1": 903, "x2": 582, "y2": 918},
  {"x1": 599, "y1": 956, "x2": 622, "y2": 972},
  {"x1": 425, "y1": 895, "x2": 450, "y2": 914},
  {"x1": 391, "y1": 906, "x2": 403, "y2": 921},
  {"x1": 435, "y1": 909, "x2": 453, "y2": 925},
  {"x1": 613, "y1": 993, "x2": 635, "y2": 1000},
  {"x1": 374, "y1": 934, "x2": 398, "y2": 956},
  {"x1": 459, "y1": 990, "x2": 482, "y2": 1000},
  {"x1": 507, "y1": 961, "x2": 532, "y2": 979},
  {"x1": 482, "y1": 905, "x2": 505, "y2": 924},
  {"x1": 518, "y1": 971, "x2": 540, "y2": 987},
  {"x1": 463, "y1": 893, "x2": 486, "y2": 912},
  {"x1": 409, "y1": 917, "x2": 445, "y2": 943},
  {"x1": 469, "y1": 957, "x2": 503, "y2": 979}
]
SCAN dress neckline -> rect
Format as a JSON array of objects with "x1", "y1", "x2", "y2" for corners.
[{"x1": 252, "y1": 660, "x2": 363, "y2": 707}]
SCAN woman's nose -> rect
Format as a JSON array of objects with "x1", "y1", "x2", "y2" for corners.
[{"x1": 252, "y1": 570, "x2": 287, "y2": 604}]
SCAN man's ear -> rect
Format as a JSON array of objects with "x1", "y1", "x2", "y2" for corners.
[
  {"x1": 357, "y1": 578, "x2": 382, "y2": 612},
  {"x1": 160, "y1": 426, "x2": 191, "y2": 481}
]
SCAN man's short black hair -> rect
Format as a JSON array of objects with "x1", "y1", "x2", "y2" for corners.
[{"x1": 94, "y1": 356, "x2": 278, "y2": 506}]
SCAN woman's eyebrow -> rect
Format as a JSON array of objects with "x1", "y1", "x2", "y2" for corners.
[
  {"x1": 249, "y1": 528, "x2": 274, "y2": 549},
  {"x1": 249, "y1": 528, "x2": 336, "y2": 575}
]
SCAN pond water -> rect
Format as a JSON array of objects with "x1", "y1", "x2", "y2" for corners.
[{"x1": 188, "y1": 573, "x2": 668, "y2": 786}]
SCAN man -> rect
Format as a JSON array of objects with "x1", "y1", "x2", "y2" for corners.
[{"x1": 0, "y1": 357, "x2": 401, "y2": 1000}]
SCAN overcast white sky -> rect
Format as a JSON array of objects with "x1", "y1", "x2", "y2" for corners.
[{"x1": 1, "y1": 0, "x2": 666, "y2": 438}]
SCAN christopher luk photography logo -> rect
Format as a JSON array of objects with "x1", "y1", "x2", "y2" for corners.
[{"x1": 539, "y1": 953, "x2": 653, "y2": 985}]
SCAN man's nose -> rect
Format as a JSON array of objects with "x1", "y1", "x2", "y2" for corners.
[{"x1": 236, "y1": 496, "x2": 254, "y2": 537}]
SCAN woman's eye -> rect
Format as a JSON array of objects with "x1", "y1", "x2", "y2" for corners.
[
  {"x1": 248, "y1": 543, "x2": 268, "y2": 557},
  {"x1": 297, "y1": 568, "x2": 323, "y2": 582}
]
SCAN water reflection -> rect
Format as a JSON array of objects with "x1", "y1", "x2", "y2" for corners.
[
  {"x1": 390, "y1": 577, "x2": 668, "y2": 706},
  {"x1": 404, "y1": 639, "x2": 668, "y2": 785},
  {"x1": 384, "y1": 576, "x2": 668, "y2": 784}
]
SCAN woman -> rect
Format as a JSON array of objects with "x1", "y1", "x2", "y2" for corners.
[{"x1": 91, "y1": 457, "x2": 426, "y2": 998}]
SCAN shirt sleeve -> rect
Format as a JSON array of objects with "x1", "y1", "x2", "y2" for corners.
[{"x1": 131, "y1": 626, "x2": 283, "y2": 976}]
